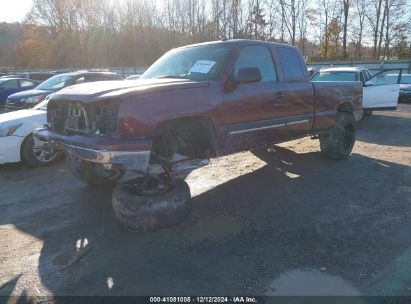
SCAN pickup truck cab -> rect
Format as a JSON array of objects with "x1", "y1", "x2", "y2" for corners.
[
  {"x1": 34, "y1": 40, "x2": 362, "y2": 230},
  {"x1": 311, "y1": 66, "x2": 401, "y2": 114}
]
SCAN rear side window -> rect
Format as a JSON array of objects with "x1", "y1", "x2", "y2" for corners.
[
  {"x1": 276, "y1": 47, "x2": 306, "y2": 82},
  {"x1": 1, "y1": 80, "x2": 19, "y2": 89},
  {"x1": 234, "y1": 46, "x2": 277, "y2": 82},
  {"x1": 108, "y1": 74, "x2": 122, "y2": 80},
  {"x1": 84, "y1": 74, "x2": 119, "y2": 82},
  {"x1": 20, "y1": 80, "x2": 35, "y2": 87},
  {"x1": 84, "y1": 75, "x2": 104, "y2": 82}
]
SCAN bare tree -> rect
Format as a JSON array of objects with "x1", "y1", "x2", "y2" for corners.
[
  {"x1": 6, "y1": 0, "x2": 410, "y2": 68},
  {"x1": 352, "y1": 0, "x2": 367, "y2": 58},
  {"x1": 247, "y1": 0, "x2": 267, "y2": 39}
]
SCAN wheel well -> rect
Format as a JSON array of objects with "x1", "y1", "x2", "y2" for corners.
[
  {"x1": 337, "y1": 102, "x2": 353, "y2": 113},
  {"x1": 151, "y1": 117, "x2": 218, "y2": 159},
  {"x1": 19, "y1": 133, "x2": 32, "y2": 160}
]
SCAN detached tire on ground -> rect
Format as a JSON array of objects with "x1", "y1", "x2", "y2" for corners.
[
  {"x1": 112, "y1": 179, "x2": 191, "y2": 231},
  {"x1": 319, "y1": 112, "x2": 356, "y2": 160},
  {"x1": 67, "y1": 154, "x2": 124, "y2": 187}
]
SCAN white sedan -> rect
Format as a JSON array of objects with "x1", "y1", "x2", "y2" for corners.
[{"x1": 0, "y1": 99, "x2": 61, "y2": 166}]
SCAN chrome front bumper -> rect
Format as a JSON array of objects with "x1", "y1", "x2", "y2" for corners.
[
  {"x1": 33, "y1": 128, "x2": 151, "y2": 171},
  {"x1": 65, "y1": 144, "x2": 150, "y2": 171}
]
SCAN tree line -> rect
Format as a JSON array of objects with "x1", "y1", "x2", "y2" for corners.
[{"x1": 2, "y1": 0, "x2": 410, "y2": 69}]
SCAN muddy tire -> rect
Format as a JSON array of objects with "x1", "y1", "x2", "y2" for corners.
[
  {"x1": 319, "y1": 112, "x2": 356, "y2": 160},
  {"x1": 112, "y1": 179, "x2": 191, "y2": 231},
  {"x1": 67, "y1": 154, "x2": 124, "y2": 187},
  {"x1": 21, "y1": 134, "x2": 62, "y2": 167}
]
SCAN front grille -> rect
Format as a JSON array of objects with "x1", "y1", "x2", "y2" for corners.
[
  {"x1": 48, "y1": 100, "x2": 118, "y2": 136},
  {"x1": 6, "y1": 99, "x2": 26, "y2": 110}
]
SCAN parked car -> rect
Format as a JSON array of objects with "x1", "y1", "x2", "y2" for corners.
[
  {"x1": 125, "y1": 74, "x2": 141, "y2": 80},
  {"x1": 0, "y1": 99, "x2": 62, "y2": 166},
  {"x1": 34, "y1": 39, "x2": 362, "y2": 230},
  {"x1": 6, "y1": 71, "x2": 123, "y2": 110},
  {"x1": 16, "y1": 72, "x2": 55, "y2": 82},
  {"x1": 0, "y1": 75, "x2": 20, "y2": 79},
  {"x1": 0, "y1": 78, "x2": 38, "y2": 107},
  {"x1": 311, "y1": 67, "x2": 401, "y2": 115},
  {"x1": 399, "y1": 74, "x2": 411, "y2": 103}
]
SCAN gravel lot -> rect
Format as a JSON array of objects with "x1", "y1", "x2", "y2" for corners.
[{"x1": 0, "y1": 105, "x2": 410, "y2": 299}]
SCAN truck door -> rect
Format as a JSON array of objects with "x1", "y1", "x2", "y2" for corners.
[
  {"x1": 363, "y1": 69, "x2": 401, "y2": 111},
  {"x1": 222, "y1": 45, "x2": 286, "y2": 153}
]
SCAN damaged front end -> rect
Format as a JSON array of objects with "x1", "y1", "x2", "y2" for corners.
[{"x1": 33, "y1": 99, "x2": 152, "y2": 172}]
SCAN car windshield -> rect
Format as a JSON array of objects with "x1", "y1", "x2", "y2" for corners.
[
  {"x1": 141, "y1": 45, "x2": 232, "y2": 81},
  {"x1": 36, "y1": 74, "x2": 73, "y2": 91},
  {"x1": 401, "y1": 75, "x2": 411, "y2": 84},
  {"x1": 311, "y1": 71, "x2": 357, "y2": 81}
]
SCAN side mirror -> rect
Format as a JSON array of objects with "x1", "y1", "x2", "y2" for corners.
[
  {"x1": 364, "y1": 80, "x2": 374, "y2": 87},
  {"x1": 232, "y1": 67, "x2": 262, "y2": 85}
]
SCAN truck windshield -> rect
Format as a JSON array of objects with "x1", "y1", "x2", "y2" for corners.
[
  {"x1": 311, "y1": 71, "x2": 357, "y2": 81},
  {"x1": 141, "y1": 45, "x2": 232, "y2": 81}
]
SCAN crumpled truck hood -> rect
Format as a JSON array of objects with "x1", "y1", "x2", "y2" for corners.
[{"x1": 49, "y1": 78, "x2": 210, "y2": 103}]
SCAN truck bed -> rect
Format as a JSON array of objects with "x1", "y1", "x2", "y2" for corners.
[{"x1": 311, "y1": 81, "x2": 363, "y2": 131}]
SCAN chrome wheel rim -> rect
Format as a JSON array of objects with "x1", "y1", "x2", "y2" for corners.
[{"x1": 32, "y1": 146, "x2": 58, "y2": 163}]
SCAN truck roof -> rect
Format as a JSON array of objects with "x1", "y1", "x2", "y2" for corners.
[{"x1": 174, "y1": 39, "x2": 299, "y2": 51}]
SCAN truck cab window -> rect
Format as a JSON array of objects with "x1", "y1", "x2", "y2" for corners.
[
  {"x1": 234, "y1": 46, "x2": 277, "y2": 82},
  {"x1": 276, "y1": 47, "x2": 306, "y2": 82}
]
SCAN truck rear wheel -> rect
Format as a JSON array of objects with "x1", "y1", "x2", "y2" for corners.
[
  {"x1": 112, "y1": 178, "x2": 191, "y2": 231},
  {"x1": 319, "y1": 112, "x2": 356, "y2": 160},
  {"x1": 67, "y1": 154, "x2": 124, "y2": 187}
]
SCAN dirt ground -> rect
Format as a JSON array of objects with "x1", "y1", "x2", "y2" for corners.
[{"x1": 0, "y1": 105, "x2": 410, "y2": 300}]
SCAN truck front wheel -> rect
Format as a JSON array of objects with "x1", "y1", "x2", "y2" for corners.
[
  {"x1": 112, "y1": 178, "x2": 191, "y2": 231},
  {"x1": 319, "y1": 112, "x2": 356, "y2": 160},
  {"x1": 67, "y1": 155, "x2": 125, "y2": 187}
]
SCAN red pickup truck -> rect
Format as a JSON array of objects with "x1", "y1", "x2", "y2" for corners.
[{"x1": 34, "y1": 40, "x2": 362, "y2": 230}]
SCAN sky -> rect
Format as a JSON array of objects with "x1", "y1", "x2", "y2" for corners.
[
  {"x1": 0, "y1": 0, "x2": 410, "y2": 24},
  {"x1": 0, "y1": 0, "x2": 32, "y2": 23}
]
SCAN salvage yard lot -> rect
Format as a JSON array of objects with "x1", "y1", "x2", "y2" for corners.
[{"x1": 1, "y1": 105, "x2": 411, "y2": 297}]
